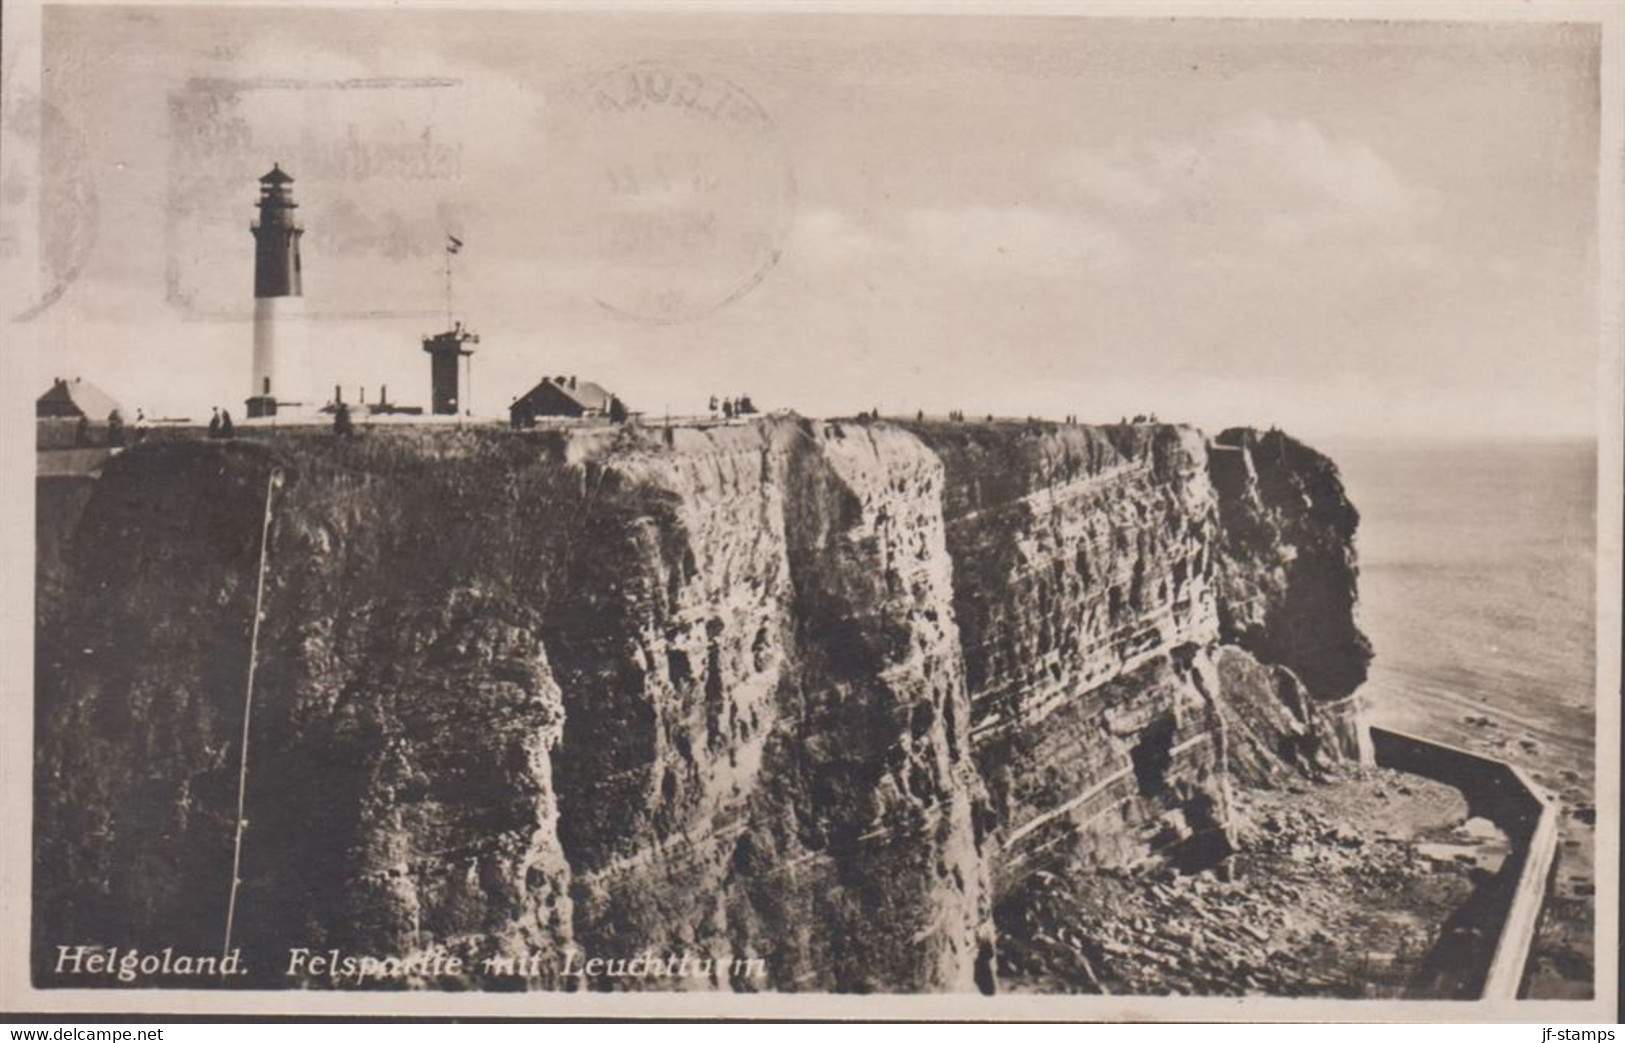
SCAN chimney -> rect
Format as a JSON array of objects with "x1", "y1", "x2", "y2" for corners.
[
  {"x1": 335, "y1": 384, "x2": 342, "y2": 404},
  {"x1": 569, "y1": 375, "x2": 577, "y2": 389},
  {"x1": 380, "y1": 384, "x2": 388, "y2": 405},
  {"x1": 360, "y1": 386, "x2": 367, "y2": 404}
]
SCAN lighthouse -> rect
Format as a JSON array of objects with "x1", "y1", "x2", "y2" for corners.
[{"x1": 246, "y1": 163, "x2": 305, "y2": 419}]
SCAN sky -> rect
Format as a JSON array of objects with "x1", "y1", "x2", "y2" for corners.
[{"x1": 25, "y1": 6, "x2": 1604, "y2": 442}]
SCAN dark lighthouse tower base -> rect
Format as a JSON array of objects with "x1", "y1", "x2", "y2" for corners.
[{"x1": 423, "y1": 322, "x2": 479, "y2": 416}]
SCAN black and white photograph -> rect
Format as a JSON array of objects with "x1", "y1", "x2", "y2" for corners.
[{"x1": 1, "y1": 0, "x2": 1620, "y2": 1023}]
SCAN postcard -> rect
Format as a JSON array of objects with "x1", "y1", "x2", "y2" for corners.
[{"x1": 2, "y1": 0, "x2": 1619, "y2": 1022}]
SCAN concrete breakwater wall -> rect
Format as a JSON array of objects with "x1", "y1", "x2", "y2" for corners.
[{"x1": 1368, "y1": 726, "x2": 1559, "y2": 999}]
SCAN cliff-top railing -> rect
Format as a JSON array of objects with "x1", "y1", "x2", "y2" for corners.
[{"x1": 1367, "y1": 725, "x2": 1560, "y2": 1000}]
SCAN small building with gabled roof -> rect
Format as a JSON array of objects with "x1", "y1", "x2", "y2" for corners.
[
  {"x1": 37, "y1": 377, "x2": 122, "y2": 421},
  {"x1": 510, "y1": 375, "x2": 620, "y2": 425}
]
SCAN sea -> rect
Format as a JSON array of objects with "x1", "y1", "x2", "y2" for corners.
[
  {"x1": 1324, "y1": 437, "x2": 1601, "y2": 998},
  {"x1": 1326, "y1": 439, "x2": 1599, "y2": 773}
]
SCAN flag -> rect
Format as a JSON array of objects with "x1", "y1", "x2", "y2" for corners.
[{"x1": 447, "y1": 234, "x2": 464, "y2": 255}]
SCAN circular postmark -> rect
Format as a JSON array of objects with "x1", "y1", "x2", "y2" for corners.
[
  {"x1": 548, "y1": 61, "x2": 796, "y2": 325},
  {"x1": 5, "y1": 89, "x2": 100, "y2": 324}
]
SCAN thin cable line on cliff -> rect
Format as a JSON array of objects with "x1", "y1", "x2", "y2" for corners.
[{"x1": 223, "y1": 465, "x2": 284, "y2": 960}]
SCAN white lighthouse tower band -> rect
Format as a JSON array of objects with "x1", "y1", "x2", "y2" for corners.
[{"x1": 247, "y1": 163, "x2": 306, "y2": 419}]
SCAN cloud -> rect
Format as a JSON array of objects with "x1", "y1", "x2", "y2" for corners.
[
  {"x1": 1055, "y1": 113, "x2": 1427, "y2": 244},
  {"x1": 793, "y1": 204, "x2": 1127, "y2": 279},
  {"x1": 1052, "y1": 147, "x2": 1169, "y2": 210},
  {"x1": 1237, "y1": 114, "x2": 1414, "y2": 219}
]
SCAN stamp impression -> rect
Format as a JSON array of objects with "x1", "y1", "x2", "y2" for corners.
[
  {"x1": 6, "y1": 93, "x2": 100, "y2": 324},
  {"x1": 550, "y1": 61, "x2": 797, "y2": 325},
  {"x1": 163, "y1": 75, "x2": 466, "y2": 322}
]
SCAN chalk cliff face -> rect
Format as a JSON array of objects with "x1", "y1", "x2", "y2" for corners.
[
  {"x1": 33, "y1": 417, "x2": 1367, "y2": 992},
  {"x1": 1207, "y1": 428, "x2": 1373, "y2": 759},
  {"x1": 900, "y1": 423, "x2": 1230, "y2": 881}
]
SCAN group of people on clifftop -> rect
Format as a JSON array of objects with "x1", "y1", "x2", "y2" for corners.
[
  {"x1": 707, "y1": 394, "x2": 758, "y2": 419},
  {"x1": 207, "y1": 407, "x2": 236, "y2": 439},
  {"x1": 73, "y1": 408, "x2": 153, "y2": 448}
]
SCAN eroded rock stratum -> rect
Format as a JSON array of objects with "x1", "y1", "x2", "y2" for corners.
[{"x1": 33, "y1": 417, "x2": 1369, "y2": 991}]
